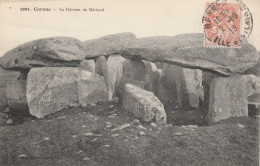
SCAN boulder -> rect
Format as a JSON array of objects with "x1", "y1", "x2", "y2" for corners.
[
  {"x1": 84, "y1": 32, "x2": 136, "y2": 58},
  {"x1": 78, "y1": 59, "x2": 95, "y2": 73},
  {"x1": 122, "y1": 84, "x2": 167, "y2": 124},
  {"x1": 0, "y1": 68, "x2": 20, "y2": 111},
  {"x1": 27, "y1": 67, "x2": 107, "y2": 118},
  {"x1": 120, "y1": 33, "x2": 259, "y2": 75},
  {"x1": 1, "y1": 37, "x2": 86, "y2": 70},
  {"x1": 207, "y1": 75, "x2": 260, "y2": 124},
  {"x1": 6, "y1": 74, "x2": 29, "y2": 112}
]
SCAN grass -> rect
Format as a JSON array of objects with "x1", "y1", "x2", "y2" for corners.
[{"x1": 0, "y1": 102, "x2": 259, "y2": 166}]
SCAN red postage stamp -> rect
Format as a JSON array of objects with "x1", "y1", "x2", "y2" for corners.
[{"x1": 202, "y1": 0, "x2": 253, "y2": 48}]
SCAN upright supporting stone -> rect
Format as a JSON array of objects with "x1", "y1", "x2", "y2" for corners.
[
  {"x1": 6, "y1": 74, "x2": 28, "y2": 112},
  {"x1": 106, "y1": 55, "x2": 126, "y2": 97},
  {"x1": 163, "y1": 64, "x2": 203, "y2": 108},
  {"x1": 95, "y1": 56, "x2": 113, "y2": 101},
  {"x1": 206, "y1": 75, "x2": 260, "y2": 124}
]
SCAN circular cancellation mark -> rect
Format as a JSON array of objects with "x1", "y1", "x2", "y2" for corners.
[{"x1": 202, "y1": 0, "x2": 253, "y2": 48}]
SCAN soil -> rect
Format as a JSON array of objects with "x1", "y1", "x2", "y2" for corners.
[{"x1": 0, "y1": 102, "x2": 259, "y2": 166}]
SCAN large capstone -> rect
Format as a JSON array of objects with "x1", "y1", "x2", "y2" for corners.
[
  {"x1": 120, "y1": 33, "x2": 259, "y2": 75},
  {"x1": 1, "y1": 37, "x2": 86, "y2": 70},
  {"x1": 84, "y1": 32, "x2": 136, "y2": 58}
]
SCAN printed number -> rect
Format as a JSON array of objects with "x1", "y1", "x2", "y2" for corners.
[{"x1": 20, "y1": 8, "x2": 30, "y2": 11}]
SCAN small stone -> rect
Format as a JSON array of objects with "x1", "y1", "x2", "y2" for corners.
[
  {"x1": 106, "y1": 122, "x2": 111, "y2": 124},
  {"x1": 92, "y1": 138, "x2": 98, "y2": 142},
  {"x1": 133, "y1": 119, "x2": 140, "y2": 124},
  {"x1": 44, "y1": 137, "x2": 50, "y2": 141},
  {"x1": 112, "y1": 134, "x2": 119, "y2": 137},
  {"x1": 174, "y1": 132, "x2": 182, "y2": 136},
  {"x1": 139, "y1": 131, "x2": 145, "y2": 136},
  {"x1": 137, "y1": 125, "x2": 147, "y2": 130},
  {"x1": 238, "y1": 124, "x2": 245, "y2": 128},
  {"x1": 106, "y1": 125, "x2": 112, "y2": 128},
  {"x1": 187, "y1": 125, "x2": 198, "y2": 128},
  {"x1": 111, "y1": 123, "x2": 131, "y2": 132},
  {"x1": 94, "y1": 134, "x2": 102, "y2": 137},
  {"x1": 102, "y1": 145, "x2": 110, "y2": 148},
  {"x1": 150, "y1": 123, "x2": 157, "y2": 128},
  {"x1": 19, "y1": 154, "x2": 28, "y2": 159},
  {"x1": 84, "y1": 132, "x2": 93, "y2": 136},
  {"x1": 82, "y1": 125, "x2": 86, "y2": 128},
  {"x1": 81, "y1": 103, "x2": 87, "y2": 107},
  {"x1": 87, "y1": 114, "x2": 94, "y2": 118},
  {"x1": 69, "y1": 103, "x2": 79, "y2": 108},
  {"x1": 124, "y1": 139, "x2": 128, "y2": 142},
  {"x1": 72, "y1": 135, "x2": 77, "y2": 138},
  {"x1": 168, "y1": 123, "x2": 173, "y2": 127},
  {"x1": 83, "y1": 157, "x2": 90, "y2": 161},
  {"x1": 77, "y1": 150, "x2": 83, "y2": 154},
  {"x1": 108, "y1": 115, "x2": 116, "y2": 118},
  {"x1": 89, "y1": 103, "x2": 97, "y2": 107},
  {"x1": 109, "y1": 105, "x2": 115, "y2": 109},
  {"x1": 149, "y1": 128, "x2": 152, "y2": 131},
  {"x1": 62, "y1": 116, "x2": 66, "y2": 119},
  {"x1": 181, "y1": 125, "x2": 198, "y2": 129},
  {"x1": 6, "y1": 119, "x2": 13, "y2": 125}
]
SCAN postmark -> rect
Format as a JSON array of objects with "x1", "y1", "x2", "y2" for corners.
[{"x1": 202, "y1": 0, "x2": 253, "y2": 48}]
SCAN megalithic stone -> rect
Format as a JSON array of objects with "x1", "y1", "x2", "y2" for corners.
[
  {"x1": 163, "y1": 64, "x2": 202, "y2": 108},
  {"x1": 120, "y1": 33, "x2": 259, "y2": 76},
  {"x1": 206, "y1": 75, "x2": 260, "y2": 124},
  {"x1": 96, "y1": 56, "x2": 113, "y2": 101}
]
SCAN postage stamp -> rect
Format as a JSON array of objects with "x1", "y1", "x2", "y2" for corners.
[{"x1": 202, "y1": 0, "x2": 253, "y2": 48}]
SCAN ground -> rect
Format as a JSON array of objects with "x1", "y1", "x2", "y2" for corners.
[{"x1": 0, "y1": 102, "x2": 259, "y2": 166}]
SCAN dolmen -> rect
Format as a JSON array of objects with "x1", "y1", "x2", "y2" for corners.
[{"x1": 0, "y1": 32, "x2": 258, "y2": 125}]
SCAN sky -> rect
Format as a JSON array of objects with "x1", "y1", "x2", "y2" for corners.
[{"x1": 0, "y1": 0, "x2": 259, "y2": 56}]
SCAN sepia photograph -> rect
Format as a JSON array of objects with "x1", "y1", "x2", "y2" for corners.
[{"x1": 0, "y1": 0, "x2": 259, "y2": 165}]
